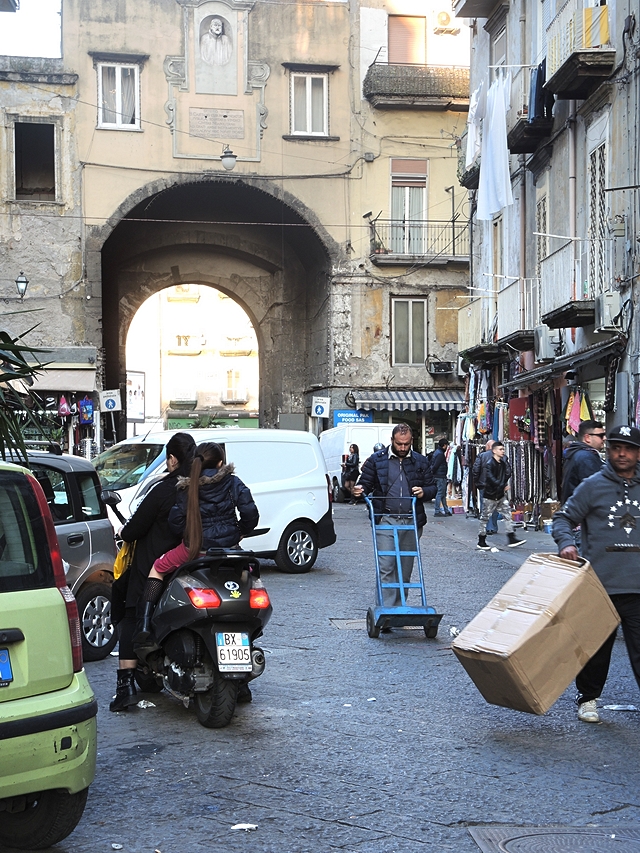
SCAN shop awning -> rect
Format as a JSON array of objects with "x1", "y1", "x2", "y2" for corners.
[
  {"x1": 30, "y1": 368, "x2": 97, "y2": 393},
  {"x1": 500, "y1": 335, "x2": 627, "y2": 391},
  {"x1": 353, "y1": 390, "x2": 466, "y2": 412}
]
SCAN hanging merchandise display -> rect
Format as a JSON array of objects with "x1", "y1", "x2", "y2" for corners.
[
  {"x1": 78, "y1": 396, "x2": 94, "y2": 425},
  {"x1": 58, "y1": 395, "x2": 71, "y2": 417}
]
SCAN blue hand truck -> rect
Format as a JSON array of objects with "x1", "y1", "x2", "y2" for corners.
[{"x1": 364, "y1": 495, "x2": 443, "y2": 639}]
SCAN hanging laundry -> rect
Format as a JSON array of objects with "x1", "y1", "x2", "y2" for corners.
[
  {"x1": 466, "y1": 80, "x2": 486, "y2": 169},
  {"x1": 476, "y1": 71, "x2": 514, "y2": 221}
]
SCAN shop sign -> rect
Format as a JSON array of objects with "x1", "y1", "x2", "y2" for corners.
[{"x1": 333, "y1": 410, "x2": 373, "y2": 426}]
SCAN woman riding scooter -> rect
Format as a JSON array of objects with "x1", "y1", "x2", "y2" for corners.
[{"x1": 109, "y1": 432, "x2": 196, "y2": 712}]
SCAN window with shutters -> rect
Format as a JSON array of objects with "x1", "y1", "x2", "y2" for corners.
[
  {"x1": 390, "y1": 159, "x2": 428, "y2": 254},
  {"x1": 388, "y1": 16, "x2": 426, "y2": 64},
  {"x1": 491, "y1": 26, "x2": 507, "y2": 78},
  {"x1": 392, "y1": 299, "x2": 426, "y2": 366},
  {"x1": 97, "y1": 63, "x2": 140, "y2": 129},
  {"x1": 290, "y1": 73, "x2": 328, "y2": 136}
]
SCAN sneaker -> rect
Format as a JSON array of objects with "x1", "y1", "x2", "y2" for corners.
[
  {"x1": 434, "y1": 511, "x2": 446, "y2": 517},
  {"x1": 507, "y1": 533, "x2": 526, "y2": 547},
  {"x1": 477, "y1": 536, "x2": 490, "y2": 551},
  {"x1": 577, "y1": 700, "x2": 600, "y2": 723},
  {"x1": 486, "y1": 529, "x2": 497, "y2": 536}
]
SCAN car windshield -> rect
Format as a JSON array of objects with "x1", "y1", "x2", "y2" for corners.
[{"x1": 93, "y1": 443, "x2": 165, "y2": 489}]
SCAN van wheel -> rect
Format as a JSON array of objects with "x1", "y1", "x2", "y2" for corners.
[
  {"x1": 275, "y1": 523, "x2": 318, "y2": 573},
  {"x1": 332, "y1": 482, "x2": 345, "y2": 503},
  {"x1": 0, "y1": 788, "x2": 88, "y2": 849},
  {"x1": 75, "y1": 582, "x2": 116, "y2": 662}
]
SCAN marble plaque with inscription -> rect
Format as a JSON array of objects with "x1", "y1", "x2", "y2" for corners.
[{"x1": 189, "y1": 108, "x2": 245, "y2": 140}]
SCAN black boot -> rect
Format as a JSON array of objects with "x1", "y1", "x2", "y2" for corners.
[
  {"x1": 477, "y1": 535, "x2": 490, "y2": 550},
  {"x1": 109, "y1": 668, "x2": 138, "y2": 712},
  {"x1": 507, "y1": 532, "x2": 526, "y2": 547},
  {"x1": 134, "y1": 601, "x2": 155, "y2": 646}
]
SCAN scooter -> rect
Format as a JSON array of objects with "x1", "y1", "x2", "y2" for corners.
[{"x1": 103, "y1": 491, "x2": 272, "y2": 728}]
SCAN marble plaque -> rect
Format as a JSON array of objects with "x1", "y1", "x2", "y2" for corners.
[{"x1": 189, "y1": 108, "x2": 244, "y2": 140}]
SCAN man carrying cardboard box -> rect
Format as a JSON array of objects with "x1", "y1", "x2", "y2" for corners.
[{"x1": 553, "y1": 424, "x2": 640, "y2": 724}]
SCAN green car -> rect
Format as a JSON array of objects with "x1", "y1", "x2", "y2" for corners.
[{"x1": 0, "y1": 460, "x2": 97, "y2": 849}]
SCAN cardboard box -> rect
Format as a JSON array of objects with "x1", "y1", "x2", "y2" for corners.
[
  {"x1": 451, "y1": 553, "x2": 620, "y2": 715},
  {"x1": 540, "y1": 501, "x2": 561, "y2": 519}
]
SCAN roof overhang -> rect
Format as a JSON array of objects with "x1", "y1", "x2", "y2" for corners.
[{"x1": 353, "y1": 390, "x2": 465, "y2": 412}]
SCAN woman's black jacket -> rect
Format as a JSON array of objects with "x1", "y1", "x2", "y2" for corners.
[{"x1": 118, "y1": 472, "x2": 183, "y2": 609}]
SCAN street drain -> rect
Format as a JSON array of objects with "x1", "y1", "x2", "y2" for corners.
[{"x1": 469, "y1": 826, "x2": 640, "y2": 852}]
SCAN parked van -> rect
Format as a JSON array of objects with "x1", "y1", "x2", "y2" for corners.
[
  {"x1": 319, "y1": 423, "x2": 399, "y2": 502},
  {"x1": 93, "y1": 429, "x2": 336, "y2": 573}
]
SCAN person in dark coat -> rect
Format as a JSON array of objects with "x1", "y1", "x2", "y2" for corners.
[
  {"x1": 561, "y1": 419, "x2": 606, "y2": 503},
  {"x1": 341, "y1": 443, "x2": 360, "y2": 503},
  {"x1": 109, "y1": 431, "x2": 196, "y2": 712},
  {"x1": 477, "y1": 441, "x2": 525, "y2": 551},
  {"x1": 352, "y1": 423, "x2": 436, "y2": 609},
  {"x1": 472, "y1": 439, "x2": 498, "y2": 534},
  {"x1": 431, "y1": 438, "x2": 451, "y2": 517}
]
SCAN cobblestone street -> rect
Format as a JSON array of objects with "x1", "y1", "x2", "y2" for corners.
[{"x1": 53, "y1": 505, "x2": 640, "y2": 853}]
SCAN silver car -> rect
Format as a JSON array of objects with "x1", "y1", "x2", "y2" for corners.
[{"x1": 26, "y1": 447, "x2": 117, "y2": 661}]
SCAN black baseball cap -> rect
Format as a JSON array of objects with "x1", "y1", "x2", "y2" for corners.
[{"x1": 607, "y1": 425, "x2": 640, "y2": 447}]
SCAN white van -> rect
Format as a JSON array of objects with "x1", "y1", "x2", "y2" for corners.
[
  {"x1": 93, "y1": 429, "x2": 336, "y2": 573},
  {"x1": 319, "y1": 423, "x2": 399, "y2": 502}
]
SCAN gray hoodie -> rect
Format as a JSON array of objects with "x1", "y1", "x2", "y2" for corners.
[{"x1": 552, "y1": 461, "x2": 640, "y2": 595}]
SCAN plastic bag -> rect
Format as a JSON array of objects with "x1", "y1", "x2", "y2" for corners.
[
  {"x1": 58, "y1": 395, "x2": 71, "y2": 417},
  {"x1": 113, "y1": 541, "x2": 136, "y2": 580}
]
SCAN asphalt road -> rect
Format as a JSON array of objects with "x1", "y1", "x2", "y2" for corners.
[{"x1": 37, "y1": 505, "x2": 640, "y2": 853}]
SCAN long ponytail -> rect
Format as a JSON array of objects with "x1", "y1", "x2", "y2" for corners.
[{"x1": 184, "y1": 442, "x2": 225, "y2": 559}]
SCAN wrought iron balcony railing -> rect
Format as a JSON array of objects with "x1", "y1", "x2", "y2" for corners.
[{"x1": 370, "y1": 218, "x2": 469, "y2": 262}]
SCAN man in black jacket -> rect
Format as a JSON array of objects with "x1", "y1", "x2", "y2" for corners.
[
  {"x1": 432, "y1": 438, "x2": 452, "y2": 517},
  {"x1": 477, "y1": 441, "x2": 525, "y2": 550},
  {"x1": 472, "y1": 439, "x2": 498, "y2": 534},
  {"x1": 561, "y1": 419, "x2": 605, "y2": 503},
  {"x1": 353, "y1": 424, "x2": 436, "y2": 607}
]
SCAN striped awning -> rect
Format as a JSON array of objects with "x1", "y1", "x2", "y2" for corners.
[{"x1": 353, "y1": 390, "x2": 466, "y2": 412}]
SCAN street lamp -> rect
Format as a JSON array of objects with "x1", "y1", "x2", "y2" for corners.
[
  {"x1": 15, "y1": 271, "x2": 29, "y2": 300},
  {"x1": 221, "y1": 145, "x2": 237, "y2": 171}
]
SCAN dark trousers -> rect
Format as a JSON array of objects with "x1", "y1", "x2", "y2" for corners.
[{"x1": 576, "y1": 593, "x2": 640, "y2": 703}]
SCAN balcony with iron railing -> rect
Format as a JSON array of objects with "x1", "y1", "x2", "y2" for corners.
[
  {"x1": 539, "y1": 241, "x2": 602, "y2": 328},
  {"x1": 506, "y1": 68, "x2": 554, "y2": 154},
  {"x1": 369, "y1": 219, "x2": 470, "y2": 266},
  {"x1": 363, "y1": 63, "x2": 470, "y2": 110},
  {"x1": 496, "y1": 278, "x2": 539, "y2": 350},
  {"x1": 545, "y1": 0, "x2": 616, "y2": 99},
  {"x1": 458, "y1": 294, "x2": 508, "y2": 362}
]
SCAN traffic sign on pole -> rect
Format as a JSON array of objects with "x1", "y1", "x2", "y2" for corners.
[{"x1": 99, "y1": 389, "x2": 122, "y2": 412}]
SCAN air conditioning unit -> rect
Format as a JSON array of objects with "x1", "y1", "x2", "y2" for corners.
[
  {"x1": 428, "y1": 361, "x2": 455, "y2": 375},
  {"x1": 534, "y1": 325, "x2": 558, "y2": 362},
  {"x1": 594, "y1": 291, "x2": 622, "y2": 333},
  {"x1": 457, "y1": 355, "x2": 469, "y2": 378}
]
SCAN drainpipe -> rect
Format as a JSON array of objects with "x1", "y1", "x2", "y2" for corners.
[
  {"x1": 569, "y1": 100, "x2": 577, "y2": 293},
  {"x1": 520, "y1": 155, "x2": 526, "y2": 331}
]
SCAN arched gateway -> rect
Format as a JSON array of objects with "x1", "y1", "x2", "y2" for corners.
[{"x1": 91, "y1": 175, "x2": 340, "y2": 435}]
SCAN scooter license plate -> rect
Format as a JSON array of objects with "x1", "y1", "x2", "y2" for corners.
[
  {"x1": 0, "y1": 648, "x2": 14, "y2": 686},
  {"x1": 215, "y1": 632, "x2": 252, "y2": 672}
]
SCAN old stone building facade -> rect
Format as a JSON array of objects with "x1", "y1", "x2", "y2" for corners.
[
  {"x1": 1, "y1": 0, "x2": 470, "y2": 447},
  {"x1": 456, "y1": 0, "x2": 640, "y2": 505}
]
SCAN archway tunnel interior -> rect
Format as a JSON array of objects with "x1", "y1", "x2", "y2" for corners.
[{"x1": 100, "y1": 179, "x2": 335, "y2": 433}]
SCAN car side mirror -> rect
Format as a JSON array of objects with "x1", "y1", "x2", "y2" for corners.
[{"x1": 101, "y1": 489, "x2": 122, "y2": 507}]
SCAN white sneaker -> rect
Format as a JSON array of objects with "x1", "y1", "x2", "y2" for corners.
[{"x1": 577, "y1": 700, "x2": 600, "y2": 723}]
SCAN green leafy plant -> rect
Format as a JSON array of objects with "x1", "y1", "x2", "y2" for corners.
[{"x1": 0, "y1": 320, "x2": 49, "y2": 463}]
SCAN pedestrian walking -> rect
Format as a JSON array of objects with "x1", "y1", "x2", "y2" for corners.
[
  {"x1": 553, "y1": 424, "x2": 640, "y2": 724},
  {"x1": 352, "y1": 424, "x2": 436, "y2": 609},
  {"x1": 476, "y1": 441, "x2": 526, "y2": 550},
  {"x1": 561, "y1": 419, "x2": 606, "y2": 502},
  {"x1": 472, "y1": 439, "x2": 498, "y2": 534},
  {"x1": 342, "y1": 443, "x2": 360, "y2": 503},
  {"x1": 431, "y1": 438, "x2": 452, "y2": 517}
]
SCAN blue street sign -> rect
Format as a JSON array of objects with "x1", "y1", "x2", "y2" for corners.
[{"x1": 104, "y1": 398, "x2": 116, "y2": 410}]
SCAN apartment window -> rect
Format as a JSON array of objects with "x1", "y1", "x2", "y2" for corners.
[
  {"x1": 14, "y1": 122, "x2": 56, "y2": 201},
  {"x1": 223, "y1": 370, "x2": 247, "y2": 403},
  {"x1": 392, "y1": 298, "x2": 426, "y2": 365},
  {"x1": 491, "y1": 26, "x2": 507, "y2": 78},
  {"x1": 390, "y1": 159, "x2": 428, "y2": 254},
  {"x1": 492, "y1": 215, "x2": 504, "y2": 287},
  {"x1": 588, "y1": 143, "x2": 607, "y2": 294},
  {"x1": 290, "y1": 73, "x2": 328, "y2": 136},
  {"x1": 532, "y1": 195, "x2": 548, "y2": 325},
  {"x1": 388, "y1": 16, "x2": 426, "y2": 64},
  {"x1": 98, "y1": 63, "x2": 140, "y2": 129}
]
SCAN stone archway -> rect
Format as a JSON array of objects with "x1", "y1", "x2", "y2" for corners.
[{"x1": 91, "y1": 175, "x2": 340, "y2": 432}]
